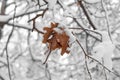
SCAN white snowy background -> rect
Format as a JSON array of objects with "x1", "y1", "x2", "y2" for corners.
[{"x1": 0, "y1": 0, "x2": 120, "y2": 80}]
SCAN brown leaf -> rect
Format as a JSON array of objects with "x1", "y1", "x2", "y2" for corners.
[
  {"x1": 48, "y1": 34, "x2": 61, "y2": 50},
  {"x1": 55, "y1": 31, "x2": 69, "y2": 55},
  {"x1": 51, "y1": 22, "x2": 59, "y2": 28},
  {"x1": 42, "y1": 22, "x2": 70, "y2": 56},
  {"x1": 42, "y1": 22, "x2": 58, "y2": 43}
]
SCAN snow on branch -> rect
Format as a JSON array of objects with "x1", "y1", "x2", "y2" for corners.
[
  {"x1": 84, "y1": 0, "x2": 101, "y2": 4},
  {"x1": 0, "y1": 15, "x2": 10, "y2": 22}
]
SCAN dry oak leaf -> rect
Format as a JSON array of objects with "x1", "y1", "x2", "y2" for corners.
[
  {"x1": 42, "y1": 22, "x2": 58, "y2": 43},
  {"x1": 47, "y1": 33, "x2": 61, "y2": 50},
  {"x1": 55, "y1": 31, "x2": 70, "y2": 55},
  {"x1": 42, "y1": 22, "x2": 70, "y2": 55}
]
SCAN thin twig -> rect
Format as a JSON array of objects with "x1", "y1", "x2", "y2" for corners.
[
  {"x1": 6, "y1": 28, "x2": 14, "y2": 80},
  {"x1": 8, "y1": 2, "x2": 47, "y2": 21},
  {"x1": 101, "y1": 0, "x2": 113, "y2": 43},
  {"x1": 85, "y1": 33, "x2": 89, "y2": 54},
  {"x1": 43, "y1": 50, "x2": 51, "y2": 64},
  {"x1": 57, "y1": 0, "x2": 64, "y2": 8},
  {"x1": 78, "y1": 0, "x2": 96, "y2": 30},
  {"x1": 5, "y1": 2, "x2": 17, "y2": 80},
  {"x1": 0, "y1": 75, "x2": 4, "y2": 80},
  {"x1": 28, "y1": 8, "x2": 48, "y2": 34},
  {"x1": 37, "y1": 0, "x2": 41, "y2": 8},
  {"x1": 27, "y1": 30, "x2": 35, "y2": 61},
  {"x1": 73, "y1": 33, "x2": 120, "y2": 78},
  {"x1": 85, "y1": 58, "x2": 92, "y2": 79},
  {"x1": 69, "y1": 27, "x2": 101, "y2": 36},
  {"x1": 7, "y1": 22, "x2": 32, "y2": 30},
  {"x1": 102, "y1": 58, "x2": 108, "y2": 80},
  {"x1": 45, "y1": 64, "x2": 51, "y2": 80},
  {"x1": 88, "y1": 55, "x2": 120, "y2": 77},
  {"x1": 76, "y1": 39, "x2": 92, "y2": 79},
  {"x1": 72, "y1": 32, "x2": 92, "y2": 79},
  {"x1": 43, "y1": 0, "x2": 48, "y2": 4},
  {"x1": 73, "y1": 18, "x2": 102, "y2": 41}
]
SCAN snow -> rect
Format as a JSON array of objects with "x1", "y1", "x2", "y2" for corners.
[
  {"x1": 46, "y1": 0, "x2": 57, "y2": 9},
  {"x1": 1, "y1": 0, "x2": 120, "y2": 80},
  {"x1": 0, "y1": 15, "x2": 10, "y2": 22},
  {"x1": 45, "y1": 21, "x2": 75, "y2": 46},
  {"x1": 84, "y1": 0, "x2": 101, "y2": 3},
  {"x1": 53, "y1": 28, "x2": 63, "y2": 34},
  {"x1": 100, "y1": 31, "x2": 111, "y2": 41},
  {"x1": 111, "y1": 0, "x2": 119, "y2": 3},
  {"x1": 92, "y1": 31, "x2": 115, "y2": 70},
  {"x1": 65, "y1": 29, "x2": 76, "y2": 45}
]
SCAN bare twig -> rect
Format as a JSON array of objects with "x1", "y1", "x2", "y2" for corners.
[
  {"x1": 57, "y1": 0, "x2": 64, "y2": 8},
  {"x1": 76, "y1": 39, "x2": 92, "y2": 79},
  {"x1": 69, "y1": 27, "x2": 101, "y2": 36},
  {"x1": 85, "y1": 33, "x2": 89, "y2": 54},
  {"x1": 85, "y1": 58, "x2": 92, "y2": 79},
  {"x1": 101, "y1": 0, "x2": 113, "y2": 43},
  {"x1": 73, "y1": 32, "x2": 120, "y2": 78},
  {"x1": 78, "y1": 0, "x2": 96, "y2": 30},
  {"x1": 5, "y1": 2, "x2": 17, "y2": 80},
  {"x1": 43, "y1": 0, "x2": 48, "y2": 4},
  {"x1": 45, "y1": 64, "x2": 51, "y2": 80},
  {"x1": 0, "y1": 75, "x2": 4, "y2": 80},
  {"x1": 7, "y1": 22, "x2": 32, "y2": 30},
  {"x1": 8, "y1": 8, "x2": 46, "y2": 21},
  {"x1": 73, "y1": 18, "x2": 102, "y2": 41},
  {"x1": 88, "y1": 55, "x2": 120, "y2": 77},
  {"x1": 28, "y1": 8, "x2": 48, "y2": 34},
  {"x1": 27, "y1": 29, "x2": 38, "y2": 61},
  {"x1": 102, "y1": 58, "x2": 108, "y2": 80},
  {"x1": 72, "y1": 32, "x2": 92, "y2": 79},
  {"x1": 6, "y1": 28, "x2": 14, "y2": 80},
  {"x1": 37, "y1": 0, "x2": 41, "y2": 8},
  {"x1": 43, "y1": 50, "x2": 51, "y2": 64}
]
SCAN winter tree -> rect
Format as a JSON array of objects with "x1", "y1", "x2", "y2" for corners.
[{"x1": 0, "y1": 0, "x2": 120, "y2": 80}]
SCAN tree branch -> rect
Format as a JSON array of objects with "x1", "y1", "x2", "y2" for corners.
[
  {"x1": 7, "y1": 22, "x2": 32, "y2": 30},
  {"x1": 78, "y1": 0, "x2": 96, "y2": 30}
]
